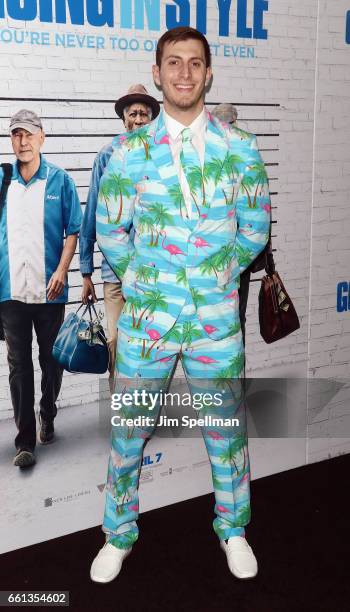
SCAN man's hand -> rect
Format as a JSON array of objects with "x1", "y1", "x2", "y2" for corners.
[
  {"x1": 47, "y1": 268, "x2": 66, "y2": 301},
  {"x1": 82, "y1": 275, "x2": 97, "y2": 304}
]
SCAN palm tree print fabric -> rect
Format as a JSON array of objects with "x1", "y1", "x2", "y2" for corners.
[
  {"x1": 103, "y1": 299, "x2": 250, "y2": 548},
  {"x1": 96, "y1": 110, "x2": 271, "y2": 344},
  {"x1": 97, "y1": 110, "x2": 271, "y2": 547}
]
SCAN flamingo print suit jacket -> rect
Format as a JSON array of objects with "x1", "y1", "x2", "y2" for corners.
[{"x1": 96, "y1": 109, "x2": 271, "y2": 343}]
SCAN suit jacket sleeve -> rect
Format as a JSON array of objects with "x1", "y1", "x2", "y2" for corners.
[
  {"x1": 96, "y1": 137, "x2": 136, "y2": 282},
  {"x1": 79, "y1": 148, "x2": 109, "y2": 275},
  {"x1": 235, "y1": 134, "x2": 271, "y2": 273}
]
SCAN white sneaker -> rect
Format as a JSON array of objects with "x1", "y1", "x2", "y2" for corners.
[
  {"x1": 220, "y1": 536, "x2": 258, "y2": 579},
  {"x1": 90, "y1": 543, "x2": 131, "y2": 583}
]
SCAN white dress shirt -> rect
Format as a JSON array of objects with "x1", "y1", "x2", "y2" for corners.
[{"x1": 164, "y1": 109, "x2": 207, "y2": 220}]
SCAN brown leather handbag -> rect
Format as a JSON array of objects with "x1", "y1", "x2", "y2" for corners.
[{"x1": 258, "y1": 250, "x2": 300, "y2": 343}]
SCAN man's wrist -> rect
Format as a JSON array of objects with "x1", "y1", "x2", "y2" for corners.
[{"x1": 56, "y1": 265, "x2": 68, "y2": 275}]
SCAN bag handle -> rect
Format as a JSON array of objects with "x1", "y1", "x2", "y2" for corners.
[
  {"x1": 268, "y1": 277, "x2": 279, "y2": 314},
  {"x1": 76, "y1": 300, "x2": 100, "y2": 322},
  {"x1": 264, "y1": 232, "x2": 275, "y2": 277},
  {"x1": 0, "y1": 163, "x2": 13, "y2": 221}
]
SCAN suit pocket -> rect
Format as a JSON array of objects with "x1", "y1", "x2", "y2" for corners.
[{"x1": 216, "y1": 257, "x2": 240, "y2": 288}]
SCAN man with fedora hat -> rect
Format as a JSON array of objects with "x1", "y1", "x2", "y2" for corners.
[{"x1": 79, "y1": 85, "x2": 160, "y2": 390}]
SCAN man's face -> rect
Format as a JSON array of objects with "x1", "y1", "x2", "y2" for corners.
[
  {"x1": 11, "y1": 128, "x2": 45, "y2": 165},
  {"x1": 152, "y1": 38, "x2": 212, "y2": 117},
  {"x1": 123, "y1": 103, "x2": 151, "y2": 132}
]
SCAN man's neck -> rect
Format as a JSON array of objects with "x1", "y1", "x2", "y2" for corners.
[
  {"x1": 18, "y1": 157, "x2": 41, "y2": 184},
  {"x1": 163, "y1": 101, "x2": 205, "y2": 127}
]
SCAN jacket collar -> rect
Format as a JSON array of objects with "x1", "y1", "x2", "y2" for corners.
[
  {"x1": 148, "y1": 109, "x2": 229, "y2": 218},
  {"x1": 13, "y1": 154, "x2": 48, "y2": 186}
]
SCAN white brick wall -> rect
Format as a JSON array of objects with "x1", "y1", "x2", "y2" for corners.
[
  {"x1": 0, "y1": 0, "x2": 349, "y2": 463},
  {"x1": 307, "y1": 0, "x2": 350, "y2": 463}
]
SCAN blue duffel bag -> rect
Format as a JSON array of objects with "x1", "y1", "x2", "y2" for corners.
[{"x1": 52, "y1": 302, "x2": 108, "y2": 374}]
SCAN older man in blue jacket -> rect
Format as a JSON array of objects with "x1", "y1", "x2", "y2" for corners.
[{"x1": 79, "y1": 85, "x2": 160, "y2": 390}]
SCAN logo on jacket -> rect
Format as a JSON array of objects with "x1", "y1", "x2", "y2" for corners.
[{"x1": 47, "y1": 194, "x2": 59, "y2": 201}]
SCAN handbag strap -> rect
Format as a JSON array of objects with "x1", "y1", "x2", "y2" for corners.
[
  {"x1": 264, "y1": 235, "x2": 275, "y2": 277},
  {"x1": 268, "y1": 276, "x2": 279, "y2": 314},
  {"x1": 76, "y1": 300, "x2": 100, "y2": 322},
  {"x1": 0, "y1": 163, "x2": 13, "y2": 220}
]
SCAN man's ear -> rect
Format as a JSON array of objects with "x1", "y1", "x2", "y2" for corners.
[
  {"x1": 152, "y1": 64, "x2": 161, "y2": 88},
  {"x1": 40, "y1": 130, "x2": 46, "y2": 146},
  {"x1": 205, "y1": 66, "x2": 213, "y2": 87}
]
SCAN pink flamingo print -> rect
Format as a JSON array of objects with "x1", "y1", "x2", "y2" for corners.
[
  {"x1": 192, "y1": 236, "x2": 212, "y2": 255},
  {"x1": 160, "y1": 231, "x2": 186, "y2": 262},
  {"x1": 128, "y1": 503, "x2": 139, "y2": 512},
  {"x1": 186, "y1": 347, "x2": 219, "y2": 369},
  {"x1": 139, "y1": 431, "x2": 149, "y2": 440},
  {"x1": 110, "y1": 227, "x2": 126, "y2": 235},
  {"x1": 224, "y1": 289, "x2": 239, "y2": 300},
  {"x1": 154, "y1": 344, "x2": 174, "y2": 369},
  {"x1": 217, "y1": 504, "x2": 230, "y2": 513},
  {"x1": 145, "y1": 316, "x2": 161, "y2": 341},
  {"x1": 240, "y1": 223, "x2": 254, "y2": 236},
  {"x1": 154, "y1": 134, "x2": 170, "y2": 145},
  {"x1": 207, "y1": 430, "x2": 225, "y2": 440},
  {"x1": 193, "y1": 355, "x2": 218, "y2": 365},
  {"x1": 262, "y1": 202, "x2": 271, "y2": 213},
  {"x1": 204, "y1": 324, "x2": 218, "y2": 334},
  {"x1": 227, "y1": 209, "x2": 235, "y2": 218},
  {"x1": 159, "y1": 355, "x2": 173, "y2": 364},
  {"x1": 200, "y1": 213, "x2": 208, "y2": 220}
]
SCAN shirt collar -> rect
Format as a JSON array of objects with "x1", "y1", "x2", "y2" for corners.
[
  {"x1": 164, "y1": 108, "x2": 207, "y2": 142},
  {"x1": 13, "y1": 154, "x2": 48, "y2": 185}
]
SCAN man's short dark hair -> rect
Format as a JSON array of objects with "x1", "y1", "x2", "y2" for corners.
[{"x1": 156, "y1": 27, "x2": 211, "y2": 68}]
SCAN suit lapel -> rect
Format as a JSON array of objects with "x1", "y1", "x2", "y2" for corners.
[
  {"x1": 202, "y1": 110, "x2": 230, "y2": 211},
  {"x1": 148, "y1": 110, "x2": 231, "y2": 230},
  {"x1": 148, "y1": 111, "x2": 179, "y2": 187}
]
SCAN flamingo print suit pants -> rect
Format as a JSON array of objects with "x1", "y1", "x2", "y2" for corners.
[
  {"x1": 97, "y1": 110, "x2": 271, "y2": 549},
  {"x1": 103, "y1": 295, "x2": 250, "y2": 550}
]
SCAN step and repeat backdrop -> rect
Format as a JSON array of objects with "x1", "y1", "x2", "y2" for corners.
[{"x1": 0, "y1": 0, "x2": 349, "y2": 552}]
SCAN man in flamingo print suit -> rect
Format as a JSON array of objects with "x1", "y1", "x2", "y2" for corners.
[{"x1": 91, "y1": 26, "x2": 271, "y2": 583}]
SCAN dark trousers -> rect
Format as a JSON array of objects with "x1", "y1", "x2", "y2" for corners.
[
  {"x1": 0, "y1": 301, "x2": 65, "y2": 452},
  {"x1": 239, "y1": 270, "x2": 251, "y2": 346}
]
